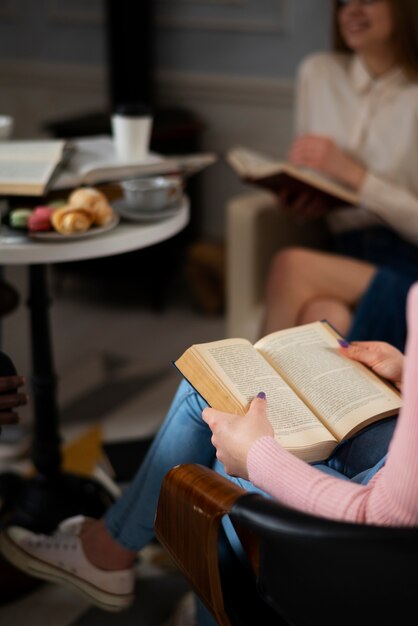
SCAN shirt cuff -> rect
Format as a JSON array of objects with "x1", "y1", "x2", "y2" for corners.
[{"x1": 359, "y1": 171, "x2": 390, "y2": 211}]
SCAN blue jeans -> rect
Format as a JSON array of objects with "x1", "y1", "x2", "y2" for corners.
[
  {"x1": 105, "y1": 379, "x2": 268, "y2": 550},
  {"x1": 105, "y1": 379, "x2": 397, "y2": 625}
]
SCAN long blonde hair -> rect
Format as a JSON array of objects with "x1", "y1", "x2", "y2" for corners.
[{"x1": 332, "y1": 0, "x2": 418, "y2": 79}]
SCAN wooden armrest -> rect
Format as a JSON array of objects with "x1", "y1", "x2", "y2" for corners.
[{"x1": 154, "y1": 463, "x2": 247, "y2": 626}]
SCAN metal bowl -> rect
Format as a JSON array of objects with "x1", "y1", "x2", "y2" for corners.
[{"x1": 121, "y1": 176, "x2": 183, "y2": 211}]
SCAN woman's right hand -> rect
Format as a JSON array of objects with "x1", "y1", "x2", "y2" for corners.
[
  {"x1": 288, "y1": 134, "x2": 367, "y2": 191},
  {"x1": 340, "y1": 341, "x2": 404, "y2": 391}
]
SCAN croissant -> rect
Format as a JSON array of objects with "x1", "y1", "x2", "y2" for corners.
[
  {"x1": 68, "y1": 187, "x2": 114, "y2": 226},
  {"x1": 51, "y1": 205, "x2": 93, "y2": 234}
]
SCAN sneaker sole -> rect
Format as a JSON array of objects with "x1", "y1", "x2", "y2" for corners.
[{"x1": 0, "y1": 532, "x2": 134, "y2": 612}]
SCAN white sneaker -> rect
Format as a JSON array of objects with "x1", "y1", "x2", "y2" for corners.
[{"x1": 0, "y1": 516, "x2": 135, "y2": 612}]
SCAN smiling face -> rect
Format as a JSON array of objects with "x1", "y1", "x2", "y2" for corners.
[{"x1": 337, "y1": 1, "x2": 395, "y2": 56}]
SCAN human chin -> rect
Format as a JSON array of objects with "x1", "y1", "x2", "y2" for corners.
[{"x1": 340, "y1": 19, "x2": 372, "y2": 49}]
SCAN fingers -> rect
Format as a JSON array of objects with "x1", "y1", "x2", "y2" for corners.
[
  {"x1": 201, "y1": 407, "x2": 216, "y2": 428},
  {"x1": 280, "y1": 187, "x2": 328, "y2": 221},
  {"x1": 202, "y1": 393, "x2": 268, "y2": 428},
  {"x1": 277, "y1": 188, "x2": 290, "y2": 206},
  {"x1": 339, "y1": 342, "x2": 379, "y2": 367},
  {"x1": 248, "y1": 394, "x2": 268, "y2": 418},
  {"x1": 0, "y1": 392, "x2": 28, "y2": 411},
  {"x1": 0, "y1": 375, "x2": 26, "y2": 393},
  {"x1": 289, "y1": 135, "x2": 336, "y2": 171}
]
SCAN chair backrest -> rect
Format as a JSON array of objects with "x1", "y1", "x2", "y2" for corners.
[{"x1": 231, "y1": 493, "x2": 418, "y2": 626}]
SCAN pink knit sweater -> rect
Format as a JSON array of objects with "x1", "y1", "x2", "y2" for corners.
[{"x1": 247, "y1": 283, "x2": 418, "y2": 526}]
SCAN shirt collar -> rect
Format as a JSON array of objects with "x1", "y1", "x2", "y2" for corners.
[{"x1": 349, "y1": 54, "x2": 408, "y2": 94}]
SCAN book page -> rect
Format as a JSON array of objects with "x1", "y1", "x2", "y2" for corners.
[
  {"x1": 193, "y1": 338, "x2": 336, "y2": 450},
  {"x1": 0, "y1": 161, "x2": 57, "y2": 185},
  {"x1": 0, "y1": 140, "x2": 66, "y2": 187},
  {"x1": 0, "y1": 140, "x2": 65, "y2": 162},
  {"x1": 226, "y1": 146, "x2": 282, "y2": 177},
  {"x1": 53, "y1": 136, "x2": 217, "y2": 189},
  {"x1": 255, "y1": 322, "x2": 402, "y2": 440}
]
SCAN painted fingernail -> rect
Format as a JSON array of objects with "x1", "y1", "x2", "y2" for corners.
[
  {"x1": 338, "y1": 339, "x2": 350, "y2": 348},
  {"x1": 257, "y1": 392, "x2": 266, "y2": 400}
]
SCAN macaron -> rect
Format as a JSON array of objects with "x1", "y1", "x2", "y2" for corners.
[
  {"x1": 28, "y1": 206, "x2": 55, "y2": 232},
  {"x1": 9, "y1": 208, "x2": 33, "y2": 230}
]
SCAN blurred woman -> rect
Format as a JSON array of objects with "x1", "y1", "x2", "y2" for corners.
[{"x1": 262, "y1": 0, "x2": 418, "y2": 351}]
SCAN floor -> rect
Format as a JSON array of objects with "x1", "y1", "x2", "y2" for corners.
[{"x1": 0, "y1": 259, "x2": 226, "y2": 625}]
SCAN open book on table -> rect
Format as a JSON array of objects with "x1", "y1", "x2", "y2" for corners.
[
  {"x1": 53, "y1": 136, "x2": 217, "y2": 190},
  {"x1": 0, "y1": 139, "x2": 69, "y2": 196},
  {"x1": 226, "y1": 145, "x2": 359, "y2": 208},
  {"x1": 175, "y1": 321, "x2": 402, "y2": 463}
]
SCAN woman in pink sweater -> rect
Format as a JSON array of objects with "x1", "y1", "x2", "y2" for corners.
[
  {"x1": 204, "y1": 314, "x2": 413, "y2": 526},
  {"x1": 1, "y1": 284, "x2": 417, "y2": 621}
]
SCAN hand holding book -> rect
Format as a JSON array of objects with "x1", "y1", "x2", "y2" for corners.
[
  {"x1": 278, "y1": 186, "x2": 329, "y2": 221},
  {"x1": 338, "y1": 341, "x2": 404, "y2": 392},
  {"x1": 288, "y1": 135, "x2": 367, "y2": 193},
  {"x1": 202, "y1": 393, "x2": 272, "y2": 480}
]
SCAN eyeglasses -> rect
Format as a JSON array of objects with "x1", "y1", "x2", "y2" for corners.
[{"x1": 337, "y1": 0, "x2": 382, "y2": 7}]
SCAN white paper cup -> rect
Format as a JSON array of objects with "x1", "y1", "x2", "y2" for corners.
[{"x1": 111, "y1": 104, "x2": 153, "y2": 162}]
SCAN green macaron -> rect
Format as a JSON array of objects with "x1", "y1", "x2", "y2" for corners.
[{"x1": 9, "y1": 208, "x2": 33, "y2": 229}]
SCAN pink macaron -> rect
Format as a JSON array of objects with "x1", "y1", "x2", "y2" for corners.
[{"x1": 28, "y1": 206, "x2": 55, "y2": 232}]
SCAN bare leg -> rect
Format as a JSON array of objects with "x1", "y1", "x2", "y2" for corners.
[
  {"x1": 298, "y1": 298, "x2": 353, "y2": 336},
  {"x1": 260, "y1": 247, "x2": 376, "y2": 336},
  {"x1": 80, "y1": 519, "x2": 137, "y2": 571}
]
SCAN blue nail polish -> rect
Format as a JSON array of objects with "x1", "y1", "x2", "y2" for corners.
[
  {"x1": 257, "y1": 391, "x2": 266, "y2": 400},
  {"x1": 338, "y1": 339, "x2": 349, "y2": 348}
]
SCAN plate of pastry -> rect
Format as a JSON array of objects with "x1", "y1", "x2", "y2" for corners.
[
  {"x1": 29, "y1": 214, "x2": 120, "y2": 241},
  {"x1": 25, "y1": 187, "x2": 120, "y2": 241}
]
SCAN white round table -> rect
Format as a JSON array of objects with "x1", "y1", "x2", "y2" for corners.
[
  {"x1": 0, "y1": 196, "x2": 189, "y2": 264},
  {"x1": 0, "y1": 198, "x2": 189, "y2": 530}
]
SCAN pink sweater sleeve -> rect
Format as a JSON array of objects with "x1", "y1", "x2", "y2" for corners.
[{"x1": 247, "y1": 282, "x2": 418, "y2": 526}]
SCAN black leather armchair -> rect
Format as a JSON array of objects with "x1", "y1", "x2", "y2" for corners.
[{"x1": 155, "y1": 463, "x2": 418, "y2": 626}]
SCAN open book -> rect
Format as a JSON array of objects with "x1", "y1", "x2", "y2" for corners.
[
  {"x1": 53, "y1": 136, "x2": 217, "y2": 190},
  {"x1": 175, "y1": 321, "x2": 402, "y2": 462},
  {"x1": 226, "y1": 145, "x2": 359, "y2": 207},
  {"x1": 0, "y1": 140, "x2": 68, "y2": 196}
]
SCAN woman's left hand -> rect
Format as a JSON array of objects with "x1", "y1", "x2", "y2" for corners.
[
  {"x1": 288, "y1": 134, "x2": 367, "y2": 191},
  {"x1": 278, "y1": 187, "x2": 329, "y2": 221},
  {"x1": 202, "y1": 394, "x2": 274, "y2": 479}
]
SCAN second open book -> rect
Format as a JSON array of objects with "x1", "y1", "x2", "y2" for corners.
[
  {"x1": 226, "y1": 146, "x2": 359, "y2": 207},
  {"x1": 175, "y1": 321, "x2": 402, "y2": 463}
]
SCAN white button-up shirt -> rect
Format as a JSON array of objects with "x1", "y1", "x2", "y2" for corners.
[{"x1": 296, "y1": 52, "x2": 418, "y2": 245}]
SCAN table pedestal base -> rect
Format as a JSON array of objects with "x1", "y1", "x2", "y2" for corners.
[{"x1": 0, "y1": 471, "x2": 115, "y2": 533}]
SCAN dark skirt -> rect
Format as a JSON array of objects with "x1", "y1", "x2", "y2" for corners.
[{"x1": 333, "y1": 227, "x2": 418, "y2": 352}]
